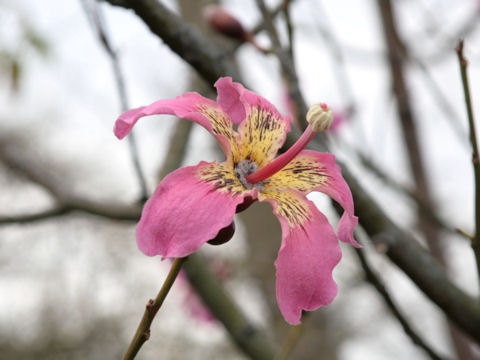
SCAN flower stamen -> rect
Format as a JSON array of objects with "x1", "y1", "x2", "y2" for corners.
[{"x1": 246, "y1": 103, "x2": 332, "y2": 184}]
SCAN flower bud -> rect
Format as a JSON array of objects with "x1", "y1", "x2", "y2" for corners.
[
  {"x1": 306, "y1": 103, "x2": 333, "y2": 132},
  {"x1": 203, "y1": 5, "x2": 248, "y2": 41}
]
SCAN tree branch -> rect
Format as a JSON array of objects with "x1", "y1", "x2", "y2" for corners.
[
  {"x1": 0, "y1": 147, "x2": 141, "y2": 222},
  {"x1": 456, "y1": 40, "x2": 480, "y2": 291},
  {"x1": 82, "y1": 0, "x2": 149, "y2": 202},
  {"x1": 355, "y1": 246, "x2": 447, "y2": 360},
  {"x1": 183, "y1": 253, "x2": 277, "y2": 360},
  {"x1": 377, "y1": 2, "x2": 476, "y2": 355},
  {"x1": 104, "y1": 0, "x2": 240, "y2": 85},
  {"x1": 338, "y1": 161, "x2": 480, "y2": 343},
  {"x1": 122, "y1": 257, "x2": 188, "y2": 360}
]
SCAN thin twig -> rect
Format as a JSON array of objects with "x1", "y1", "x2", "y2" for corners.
[
  {"x1": 314, "y1": 2, "x2": 356, "y2": 115},
  {"x1": 81, "y1": 0, "x2": 149, "y2": 202},
  {"x1": 455, "y1": 40, "x2": 480, "y2": 290},
  {"x1": 355, "y1": 247, "x2": 447, "y2": 360},
  {"x1": 354, "y1": 148, "x2": 457, "y2": 236},
  {"x1": 412, "y1": 58, "x2": 467, "y2": 146},
  {"x1": 377, "y1": 2, "x2": 476, "y2": 356},
  {"x1": 122, "y1": 257, "x2": 188, "y2": 360},
  {"x1": 0, "y1": 148, "x2": 142, "y2": 222},
  {"x1": 0, "y1": 206, "x2": 72, "y2": 224},
  {"x1": 105, "y1": 0, "x2": 239, "y2": 85},
  {"x1": 250, "y1": 0, "x2": 293, "y2": 36},
  {"x1": 329, "y1": 157, "x2": 480, "y2": 344},
  {"x1": 282, "y1": 0, "x2": 294, "y2": 61},
  {"x1": 254, "y1": 0, "x2": 310, "y2": 129}
]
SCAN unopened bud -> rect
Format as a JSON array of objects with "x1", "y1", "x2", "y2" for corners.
[
  {"x1": 306, "y1": 103, "x2": 333, "y2": 132},
  {"x1": 203, "y1": 5, "x2": 248, "y2": 41}
]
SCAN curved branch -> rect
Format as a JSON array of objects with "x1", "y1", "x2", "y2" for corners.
[
  {"x1": 105, "y1": 0, "x2": 239, "y2": 85},
  {"x1": 355, "y1": 247, "x2": 447, "y2": 360}
]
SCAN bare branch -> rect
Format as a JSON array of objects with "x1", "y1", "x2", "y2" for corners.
[
  {"x1": 254, "y1": 0, "x2": 309, "y2": 127},
  {"x1": 0, "y1": 148, "x2": 141, "y2": 222},
  {"x1": 336, "y1": 160, "x2": 480, "y2": 343},
  {"x1": 355, "y1": 246, "x2": 448, "y2": 360},
  {"x1": 456, "y1": 40, "x2": 480, "y2": 292},
  {"x1": 82, "y1": 0, "x2": 149, "y2": 202},
  {"x1": 183, "y1": 253, "x2": 277, "y2": 360},
  {"x1": 104, "y1": 0, "x2": 239, "y2": 85},
  {"x1": 0, "y1": 206, "x2": 72, "y2": 224}
]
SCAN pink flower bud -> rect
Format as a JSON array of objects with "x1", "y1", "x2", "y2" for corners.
[{"x1": 203, "y1": 5, "x2": 248, "y2": 41}]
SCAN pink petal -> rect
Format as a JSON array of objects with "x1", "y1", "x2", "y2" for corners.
[
  {"x1": 137, "y1": 161, "x2": 252, "y2": 258},
  {"x1": 303, "y1": 150, "x2": 359, "y2": 247},
  {"x1": 215, "y1": 77, "x2": 246, "y2": 124},
  {"x1": 261, "y1": 190, "x2": 342, "y2": 325},
  {"x1": 214, "y1": 77, "x2": 291, "y2": 129},
  {"x1": 114, "y1": 92, "x2": 234, "y2": 156}
]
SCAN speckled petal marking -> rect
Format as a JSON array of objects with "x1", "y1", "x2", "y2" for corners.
[
  {"x1": 237, "y1": 106, "x2": 288, "y2": 168},
  {"x1": 259, "y1": 189, "x2": 311, "y2": 228},
  {"x1": 197, "y1": 103, "x2": 240, "y2": 158},
  {"x1": 263, "y1": 152, "x2": 329, "y2": 194},
  {"x1": 196, "y1": 161, "x2": 250, "y2": 197}
]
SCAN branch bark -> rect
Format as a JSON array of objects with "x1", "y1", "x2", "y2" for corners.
[{"x1": 377, "y1": 1, "x2": 477, "y2": 356}]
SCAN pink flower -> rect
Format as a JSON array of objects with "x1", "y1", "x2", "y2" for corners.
[{"x1": 114, "y1": 77, "x2": 359, "y2": 325}]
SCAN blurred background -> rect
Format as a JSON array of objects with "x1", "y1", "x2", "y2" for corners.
[{"x1": 1, "y1": 0, "x2": 480, "y2": 359}]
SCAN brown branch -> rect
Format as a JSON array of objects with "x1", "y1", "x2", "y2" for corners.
[
  {"x1": 183, "y1": 253, "x2": 277, "y2": 360},
  {"x1": 0, "y1": 206, "x2": 72, "y2": 224},
  {"x1": 254, "y1": 0, "x2": 310, "y2": 128},
  {"x1": 81, "y1": 0, "x2": 149, "y2": 202},
  {"x1": 122, "y1": 257, "x2": 188, "y2": 360},
  {"x1": 104, "y1": 0, "x2": 240, "y2": 86},
  {"x1": 336, "y1": 161, "x2": 480, "y2": 344},
  {"x1": 355, "y1": 149, "x2": 457, "y2": 236},
  {"x1": 355, "y1": 246, "x2": 448, "y2": 360},
  {"x1": 250, "y1": 0, "x2": 292, "y2": 36},
  {"x1": 377, "y1": 1, "x2": 476, "y2": 356},
  {"x1": 0, "y1": 147, "x2": 141, "y2": 222},
  {"x1": 456, "y1": 40, "x2": 480, "y2": 291}
]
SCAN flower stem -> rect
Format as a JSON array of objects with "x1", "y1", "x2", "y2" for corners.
[
  {"x1": 122, "y1": 257, "x2": 188, "y2": 360},
  {"x1": 273, "y1": 324, "x2": 303, "y2": 360},
  {"x1": 456, "y1": 40, "x2": 480, "y2": 293}
]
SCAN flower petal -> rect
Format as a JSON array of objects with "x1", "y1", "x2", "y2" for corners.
[
  {"x1": 137, "y1": 161, "x2": 253, "y2": 258},
  {"x1": 264, "y1": 150, "x2": 359, "y2": 247},
  {"x1": 215, "y1": 77, "x2": 246, "y2": 124},
  {"x1": 214, "y1": 77, "x2": 291, "y2": 167},
  {"x1": 259, "y1": 189, "x2": 342, "y2": 325},
  {"x1": 114, "y1": 92, "x2": 236, "y2": 157}
]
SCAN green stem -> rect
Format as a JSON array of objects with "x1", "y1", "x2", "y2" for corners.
[
  {"x1": 274, "y1": 324, "x2": 303, "y2": 360},
  {"x1": 455, "y1": 40, "x2": 480, "y2": 291},
  {"x1": 122, "y1": 257, "x2": 188, "y2": 360}
]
